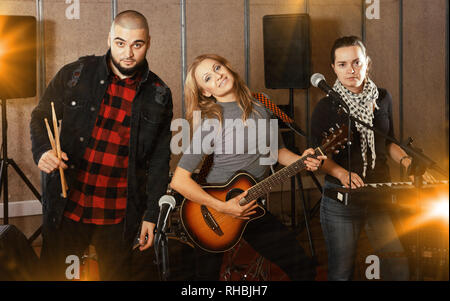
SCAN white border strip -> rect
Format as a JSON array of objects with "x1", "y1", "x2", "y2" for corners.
[{"x1": 0, "y1": 200, "x2": 42, "y2": 218}]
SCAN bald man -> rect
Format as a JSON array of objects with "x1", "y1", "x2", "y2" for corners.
[{"x1": 30, "y1": 10, "x2": 173, "y2": 280}]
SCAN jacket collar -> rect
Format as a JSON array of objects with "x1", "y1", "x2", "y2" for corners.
[{"x1": 100, "y1": 49, "x2": 151, "y2": 83}]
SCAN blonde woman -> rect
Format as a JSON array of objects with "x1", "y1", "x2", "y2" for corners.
[{"x1": 171, "y1": 54, "x2": 325, "y2": 280}]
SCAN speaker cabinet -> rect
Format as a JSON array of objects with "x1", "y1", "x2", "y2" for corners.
[
  {"x1": 263, "y1": 14, "x2": 311, "y2": 89},
  {"x1": 0, "y1": 225, "x2": 38, "y2": 280}
]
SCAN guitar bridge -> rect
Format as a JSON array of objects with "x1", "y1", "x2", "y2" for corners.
[{"x1": 200, "y1": 205, "x2": 224, "y2": 236}]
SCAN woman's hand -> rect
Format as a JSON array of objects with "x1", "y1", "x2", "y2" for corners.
[
  {"x1": 301, "y1": 148, "x2": 327, "y2": 172},
  {"x1": 400, "y1": 156, "x2": 438, "y2": 183},
  {"x1": 337, "y1": 170, "x2": 364, "y2": 189},
  {"x1": 417, "y1": 171, "x2": 437, "y2": 183},
  {"x1": 171, "y1": 167, "x2": 258, "y2": 220},
  {"x1": 218, "y1": 190, "x2": 259, "y2": 219}
]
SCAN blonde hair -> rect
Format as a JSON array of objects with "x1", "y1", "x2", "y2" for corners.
[{"x1": 184, "y1": 54, "x2": 257, "y2": 130}]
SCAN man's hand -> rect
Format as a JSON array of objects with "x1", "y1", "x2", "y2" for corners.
[
  {"x1": 138, "y1": 221, "x2": 155, "y2": 251},
  {"x1": 38, "y1": 150, "x2": 68, "y2": 173}
]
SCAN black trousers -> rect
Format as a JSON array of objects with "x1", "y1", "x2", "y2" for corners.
[
  {"x1": 194, "y1": 212, "x2": 316, "y2": 281},
  {"x1": 39, "y1": 217, "x2": 134, "y2": 281}
]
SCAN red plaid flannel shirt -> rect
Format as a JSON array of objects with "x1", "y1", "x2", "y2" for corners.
[{"x1": 64, "y1": 73, "x2": 141, "y2": 224}]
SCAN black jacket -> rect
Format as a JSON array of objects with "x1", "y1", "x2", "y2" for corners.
[{"x1": 30, "y1": 52, "x2": 173, "y2": 239}]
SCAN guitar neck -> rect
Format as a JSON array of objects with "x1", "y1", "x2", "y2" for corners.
[{"x1": 240, "y1": 147, "x2": 324, "y2": 205}]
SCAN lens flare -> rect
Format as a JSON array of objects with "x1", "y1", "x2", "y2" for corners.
[
  {"x1": 0, "y1": 15, "x2": 37, "y2": 99},
  {"x1": 428, "y1": 196, "x2": 449, "y2": 220},
  {"x1": 0, "y1": 41, "x2": 5, "y2": 70}
]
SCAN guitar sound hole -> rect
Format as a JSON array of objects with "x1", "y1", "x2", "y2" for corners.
[{"x1": 226, "y1": 188, "x2": 244, "y2": 202}]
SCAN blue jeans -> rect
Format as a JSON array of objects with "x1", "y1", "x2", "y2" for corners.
[{"x1": 320, "y1": 181, "x2": 410, "y2": 281}]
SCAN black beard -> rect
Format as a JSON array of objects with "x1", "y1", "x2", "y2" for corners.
[{"x1": 110, "y1": 54, "x2": 145, "y2": 76}]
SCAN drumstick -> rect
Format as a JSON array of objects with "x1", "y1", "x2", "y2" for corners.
[
  {"x1": 44, "y1": 118, "x2": 57, "y2": 152},
  {"x1": 45, "y1": 118, "x2": 69, "y2": 191},
  {"x1": 51, "y1": 102, "x2": 67, "y2": 198}
]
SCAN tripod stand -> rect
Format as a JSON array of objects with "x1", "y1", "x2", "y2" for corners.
[
  {"x1": 283, "y1": 88, "x2": 319, "y2": 262},
  {"x1": 1, "y1": 99, "x2": 41, "y2": 225}
]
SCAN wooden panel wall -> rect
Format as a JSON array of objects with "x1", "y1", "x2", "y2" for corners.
[
  {"x1": 0, "y1": 0, "x2": 447, "y2": 207},
  {"x1": 402, "y1": 0, "x2": 447, "y2": 174}
]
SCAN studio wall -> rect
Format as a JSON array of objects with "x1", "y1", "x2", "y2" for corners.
[{"x1": 0, "y1": 0, "x2": 448, "y2": 215}]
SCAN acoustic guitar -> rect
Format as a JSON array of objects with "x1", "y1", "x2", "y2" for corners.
[{"x1": 180, "y1": 124, "x2": 349, "y2": 253}]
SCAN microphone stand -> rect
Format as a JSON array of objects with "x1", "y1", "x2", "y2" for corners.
[
  {"x1": 154, "y1": 229, "x2": 170, "y2": 281},
  {"x1": 160, "y1": 231, "x2": 170, "y2": 281},
  {"x1": 325, "y1": 94, "x2": 353, "y2": 206},
  {"x1": 330, "y1": 97, "x2": 447, "y2": 178},
  {"x1": 153, "y1": 213, "x2": 170, "y2": 281}
]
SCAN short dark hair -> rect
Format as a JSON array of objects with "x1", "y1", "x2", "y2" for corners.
[
  {"x1": 331, "y1": 36, "x2": 367, "y2": 64},
  {"x1": 112, "y1": 10, "x2": 149, "y2": 36}
]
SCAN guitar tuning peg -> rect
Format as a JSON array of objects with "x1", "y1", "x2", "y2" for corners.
[
  {"x1": 322, "y1": 132, "x2": 328, "y2": 138},
  {"x1": 329, "y1": 127, "x2": 335, "y2": 133},
  {"x1": 335, "y1": 123, "x2": 341, "y2": 129}
]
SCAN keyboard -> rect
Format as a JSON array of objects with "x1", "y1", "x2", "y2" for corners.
[{"x1": 324, "y1": 181, "x2": 449, "y2": 205}]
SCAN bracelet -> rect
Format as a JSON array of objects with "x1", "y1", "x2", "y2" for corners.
[{"x1": 400, "y1": 155, "x2": 412, "y2": 168}]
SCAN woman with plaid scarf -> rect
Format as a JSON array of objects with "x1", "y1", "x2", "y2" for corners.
[{"x1": 311, "y1": 36, "x2": 435, "y2": 281}]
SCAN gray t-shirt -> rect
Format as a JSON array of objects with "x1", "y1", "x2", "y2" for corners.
[{"x1": 178, "y1": 101, "x2": 284, "y2": 184}]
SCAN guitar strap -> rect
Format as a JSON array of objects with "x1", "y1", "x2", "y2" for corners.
[
  {"x1": 252, "y1": 92, "x2": 294, "y2": 124},
  {"x1": 196, "y1": 154, "x2": 214, "y2": 185},
  {"x1": 196, "y1": 92, "x2": 289, "y2": 185}
]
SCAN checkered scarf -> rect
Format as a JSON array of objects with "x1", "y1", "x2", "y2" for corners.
[{"x1": 333, "y1": 78, "x2": 379, "y2": 177}]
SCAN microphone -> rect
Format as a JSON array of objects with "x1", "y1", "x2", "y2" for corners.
[
  {"x1": 153, "y1": 195, "x2": 176, "y2": 281},
  {"x1": 132, "y1": 195, "x2": 176, "y2": 251},
  {"x1": 154, "y1": 195, "x2": 176, "y2": 246},
  {"x1": 310, "y1": 73, "x2": 349, "y2": 112},
  {"x1": 310, "y1": 73, "x2": 339, "y2": 99}
]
